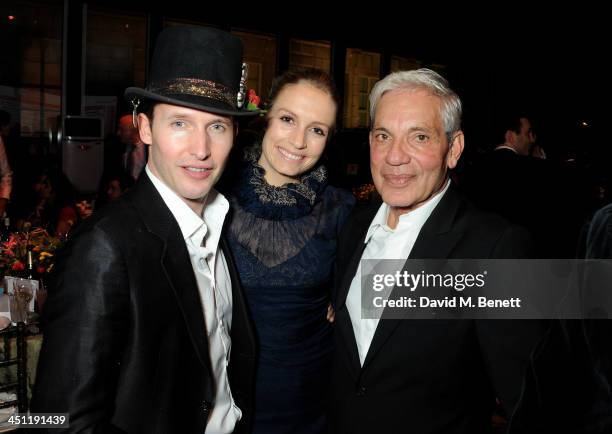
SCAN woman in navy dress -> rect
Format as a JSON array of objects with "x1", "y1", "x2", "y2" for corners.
[{"x1": 225, "y1": 68, "x2": 354, "y2": 434}]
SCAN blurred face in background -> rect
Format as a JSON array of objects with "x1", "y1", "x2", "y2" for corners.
[
  {"x1": 33, "y1": 174, "x2": 53, "y2": 200},
  {"x1": 509, "y1": 117, "x2": 535, "y2": 155},
  {"x1": 106, "y1": 179, "x2": 123, "y2": 201},
  {"x1": 117, "y1": 114, "x2": 139, "y2": 144}
]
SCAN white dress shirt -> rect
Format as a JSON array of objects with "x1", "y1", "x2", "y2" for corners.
[
  {"x1": 494, "y1": 145, "x2": 518, "y2": 154},
  {"x1": 146, "y1": 166, "x2": 241, "y2": 434},
  {"x1": 346, "y1": 181, "x2": 450, "y2": 366}
]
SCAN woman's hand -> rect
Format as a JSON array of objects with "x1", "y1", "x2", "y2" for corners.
[{"x1": 327, "y1": 303, "x2": 335, "y2": 323}]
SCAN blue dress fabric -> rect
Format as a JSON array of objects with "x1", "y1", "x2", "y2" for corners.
[{"x1": 226, "y1": 146, "x2": 355, "y2": 434}]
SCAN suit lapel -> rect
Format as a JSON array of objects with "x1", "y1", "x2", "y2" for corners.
[
  {"x1": 128, "y1": 175, "x2": 212, "y2": 371},
  {"x1": 336, "y1": 235, "x2": 368, "y2": 310},
  {"x1": 336, "y1": 240, "x2": 368, "y2": 380},
  {"x1": 360, "y1": 229, "x2": 465, "y2": 369},
  {"x1": 334, "y1": 203, "x2": 381, "y2": 379},
  {"x1": 336, "y1": 203, "x2": 381, "y2": 310},
  {"x1": 161, "y1": 233, "x2": 214, "y2": 372},
  {"x1": 361, "y1": 185, "x2": 466, "y2": 370}
]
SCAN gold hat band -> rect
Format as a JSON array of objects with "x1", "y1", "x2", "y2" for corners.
[{"x1": 149, "y1": 78, "x2": 236, "y2": 108}]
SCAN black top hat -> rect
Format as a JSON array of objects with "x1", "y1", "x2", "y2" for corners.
[{"x1": 125, "y1": 26, "x2": 256, "y2": 117}]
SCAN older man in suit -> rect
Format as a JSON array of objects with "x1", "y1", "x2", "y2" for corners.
[
  {"x1": 330, "y1": 69, "x2": 548, "y2": 434},
  {"x1": 31, "y1": 26, "x2": 257, "y2": 433}
]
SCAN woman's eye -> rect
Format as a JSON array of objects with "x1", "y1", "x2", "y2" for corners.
[
  {"x1": 312, "y1": 127, "x2": 326, "y2": 137},
  {"x1": 280, "y1": 115, "x2": 294, "y2": 123}
]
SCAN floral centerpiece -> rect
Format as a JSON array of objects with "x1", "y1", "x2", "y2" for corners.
[
  {"x1": 0, "y1": 227, "x2": 63, "y2": 277},
  {"x1": 353, "y1": 182, "x2": 378, "y2": 204}
]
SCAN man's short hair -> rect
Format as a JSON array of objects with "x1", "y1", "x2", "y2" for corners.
[
  {"x1": 493, "y1": 110, "x2": 533, "y2": 143},
  {"x1": 137, "y1": 101, "x2": 157, "y2": 122},
  {"x1": 369, "y1": 68, "x2": 462, "y2": 142}
]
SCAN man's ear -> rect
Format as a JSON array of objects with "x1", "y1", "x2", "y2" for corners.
[
  {"x1": 137, "y1": 113, "x2": 153, "y2": 145},
  {"x1": 504, "y1": 130, "x2": 514, "y2": 145},
  {"x1": 447, "y1": 131, "x2": 465, "y2": 169}
]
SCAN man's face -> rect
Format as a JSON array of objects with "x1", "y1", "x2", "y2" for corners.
[
  {"x1": 369, "y1": 89, "x2": 463, "y2": 222},
  {"x1": 138, "y1": 103, "x2": 234, "y2": 214},
  {"x1": 106, "y1": 180, "x2": 123, "y2": 201},
  {"x1": 512, "y1": 117, "x2": 535, "y2": 155},
  {"x1": 34, "y1": 175, "x2": 52, "y2": 199}
]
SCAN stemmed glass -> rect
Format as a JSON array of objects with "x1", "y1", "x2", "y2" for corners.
[{"x1": 8, "y1": 279, "x2": 33, "y2": 324}]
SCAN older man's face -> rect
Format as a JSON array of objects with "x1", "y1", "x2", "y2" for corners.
[{"x1": 369, "y1": 88, "x2": 463, "y2": 225}]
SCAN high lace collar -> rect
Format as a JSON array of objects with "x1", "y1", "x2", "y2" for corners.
[{"x1": 232, "y1": 144, "x2": 328, "y2": 220}]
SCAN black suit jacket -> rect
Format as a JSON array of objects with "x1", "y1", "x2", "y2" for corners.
[
  {"x1": 30, "y1": 175, "x2": 256, "y2": 434},
  {"x1": 462, "y1": 148, "x2": 583, "y2": 258},
  {"x1": 508, "y1": 203, "x2": 612, "y2": 434},
  {"x1": 330, "y1": 184, "x2": 548, "y2": 434}
]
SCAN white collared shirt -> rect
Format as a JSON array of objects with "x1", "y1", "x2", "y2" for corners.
[
  {"x1": 494, "y1": 145, "x2": 519, "y2": 154},
  {"x1": 346, "y1": 181, "x2": 450, "y2": 366},
  {"x1": 146, "y1": 167, "x2": 241, "y2": 434}
]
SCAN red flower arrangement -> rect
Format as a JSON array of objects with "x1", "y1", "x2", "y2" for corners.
[
  {"x1": 0, "y1": 228, "x2": 62, "y2": 277},
  {"x1": 353, "y1": 183, "x2": 378, "y2": 203}
]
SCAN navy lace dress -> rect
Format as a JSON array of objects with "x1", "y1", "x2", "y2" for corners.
[{"x1": 226, "y1": 146, "x2": 354, "y2": 434}]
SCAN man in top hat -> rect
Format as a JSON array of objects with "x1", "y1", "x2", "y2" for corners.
[{"x1": 31, "y1": 26, "x2": 257, "y2": 434}]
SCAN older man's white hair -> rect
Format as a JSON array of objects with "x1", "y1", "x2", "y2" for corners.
[{"x1": 369, "y1": 68, "x2": 462, "y2": 141}]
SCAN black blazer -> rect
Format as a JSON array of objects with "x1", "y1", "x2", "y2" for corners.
[
  {"x1": 508, "y1": 203, "x2": 612, "y2": 434},
  {"x1": 30, "y1": 175, "x2": 256, "y2": 434},
  {"x1": 330, "y1": 184, "x2": 549, "y2": 434}
]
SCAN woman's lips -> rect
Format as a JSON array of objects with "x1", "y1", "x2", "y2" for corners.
[{"x1": 277, "y1": 146, "x2": 305, "y2": 161}]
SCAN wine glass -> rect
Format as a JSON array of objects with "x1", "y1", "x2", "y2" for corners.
[
  {"x1": 9, "y1": 280, "x2": 33, "y2": 324},
  {"x1": 36, "y1": 279, "x2": 48, "y2": 314}
]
